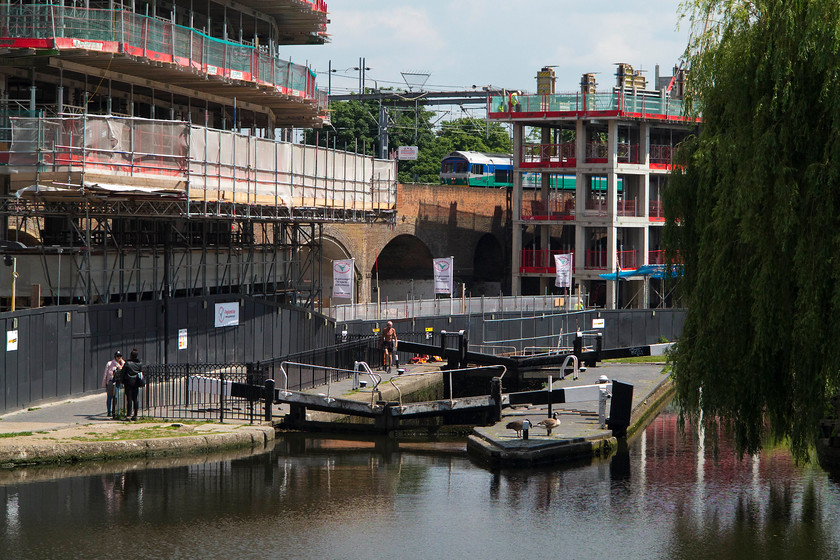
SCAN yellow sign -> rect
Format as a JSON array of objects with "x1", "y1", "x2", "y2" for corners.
[
  {"x1": 373, "y1": 328, "x2": 380, "y2": 333},
  {"x1": 425, "y1": 327, "x2": 434, "y2": 332}
]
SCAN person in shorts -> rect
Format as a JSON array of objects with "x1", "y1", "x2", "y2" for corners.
[{"x1": 381, "y1": 321, "x2": 397, "y2": 373}]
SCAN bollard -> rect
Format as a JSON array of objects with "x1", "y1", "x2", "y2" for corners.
[
  {"x1": 573, "y1": 331, "x2": 583, "y2": 366},
  {"x1": 264, "y1": 379, "x2": 275, "y2": 422},
  {"x1": 522, "y1": 419, "x2": 531, "y2": 440},
  {"x1": 598, "y1": 375, "x2": 611, "y2": 428},
  {"x1": 490, "y1": 377, "x2": 502, "y2": 423}
]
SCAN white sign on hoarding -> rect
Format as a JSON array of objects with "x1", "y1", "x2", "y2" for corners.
[
  {"x1": 397, "y1": 146, "x2": 419, "y2": 160},
  {"x1": 554, "y1": 253, "x2": 573, "y2": 288},
  {"x1": 214, "y1": 302, "x2": 240, "y2": 328},
  {"x1": 593, "y1": 318, "x2": 605, "y2": 329},
  {"x1": 178, "y1": 328, "x2": 188, "y2": 350},
  {"x1": 332, "y1": 259, "x2": 354, "y2": 299},
  {"x1": 6, "y1": 330, "x2": 18, "y2": 351},
  {"x1": 433, "y1": 257, "x2": 454, "y2": 295}
]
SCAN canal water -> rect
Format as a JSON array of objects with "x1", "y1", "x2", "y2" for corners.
[{"x1": 2, "y1": 412, "x2": 839, "y2": 559}]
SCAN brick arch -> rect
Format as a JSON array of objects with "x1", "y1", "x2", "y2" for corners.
[{"x1": 373, "y1": 234, "x2": 433, "y2": 279}]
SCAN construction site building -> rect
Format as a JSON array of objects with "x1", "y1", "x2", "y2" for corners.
[
  {"x1": 489, "y1": 64, "x2": 694, "y2": 309},
  {"x1": 0, "y1": 0, "x2": 396, "y2": 311}
]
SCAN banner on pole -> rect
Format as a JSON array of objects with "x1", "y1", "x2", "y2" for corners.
[
  {"x1": 214, "y1": 302, "x2": 239, "y2": 328},
  {"x1": 433, "y1": 257, "x2": 454, "y2": 295},
  {"x1": 554, "y1": 253, "x2": 573, "y2": 288},
  {"x1": 332, "y1": 259, "x2": 354, "y2": 299}
]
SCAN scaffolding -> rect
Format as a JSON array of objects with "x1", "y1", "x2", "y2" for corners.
[{"x1": 1, "y1": 114, "x2": 397, "y2": 310}]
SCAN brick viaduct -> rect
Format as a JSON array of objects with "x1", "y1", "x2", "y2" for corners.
[{"x1": 322, "y1": 184, "x2": 512, "y2": 304}]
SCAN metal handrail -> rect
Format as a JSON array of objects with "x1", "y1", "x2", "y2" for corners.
[{"x1": 387, "y1": 364, "x2": 506, "y2": 407}]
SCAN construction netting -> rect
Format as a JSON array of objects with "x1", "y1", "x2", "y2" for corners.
[
  {"x1": 8, "y1": 115, "x2": 397, "y2": 213},
  {"x1": 9, "y1": 116, "x2": 188, "y2": 187},
  {"x1": 0, "y1": 4, "x2": 323, "y2": 107}
]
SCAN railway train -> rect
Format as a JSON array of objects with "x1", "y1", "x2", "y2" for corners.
[{"x1": 439, "y1": 151, "x2": 616, "y2": 190}]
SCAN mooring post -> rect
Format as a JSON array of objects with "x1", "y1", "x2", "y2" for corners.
[
  {"x1": 458, "y1": 329, "x2": 467, "y2": 368},
  {"x1": 573, "y1": 331, "x2": 583, "y2": 366},
  {"x1": 588, "y1": 332, "x2": 602, "y2": 367},
  {"x1": 490, "y1": 377, "x2": 502, "y2": 423},
  {"x1": 264, "y1": 379, "x2": 275, "y2": 422},
  {"x1": 375, "y1": 403, "x2": 396, "y2": 432},
  {"x1": 522, "y1": 419, "x2": 531, "y2": 440}
]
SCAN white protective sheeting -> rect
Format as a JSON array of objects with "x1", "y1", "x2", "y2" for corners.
[{"x1": 189, "y1": 126, "x2": 396, "y2": 211}]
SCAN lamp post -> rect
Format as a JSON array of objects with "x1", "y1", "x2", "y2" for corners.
[{"x1": 354, "y1": 57, "x2": 370, "y2": 98}]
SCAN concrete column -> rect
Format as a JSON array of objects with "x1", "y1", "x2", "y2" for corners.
[
  {"x1": 606, "y1": 225, "x2": 617, "y2": 309},
  {"x1": 511, "y1": 123, "x2": 524, "y2": 295},
  {"x1": 641, "y1": 226, "x2": 651, "y2": 308},
  {"x1": 574, "y1": 119, "x2": 586, "y2": 274}
]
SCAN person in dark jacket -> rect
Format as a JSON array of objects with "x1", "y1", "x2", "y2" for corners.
[{"x1": 119, "y1": 348, "x2": 144, "y2": 421}]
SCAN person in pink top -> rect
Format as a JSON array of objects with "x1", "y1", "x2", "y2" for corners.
[{"x1": 102, "y1": 351, "x2": 125, "y2": 418}]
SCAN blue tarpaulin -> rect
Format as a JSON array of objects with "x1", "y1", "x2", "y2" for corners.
[{"x1": 598, "y1": 264, "x2": 683, "y2": 281}]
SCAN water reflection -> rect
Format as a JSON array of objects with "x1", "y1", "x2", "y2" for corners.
[{"x1": 1, "y1": 415, "x2": 839, "y2": 559}]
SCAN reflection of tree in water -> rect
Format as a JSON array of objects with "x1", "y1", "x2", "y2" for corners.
[{"x1": 668, "y1": 479, "x2": 834, "y2": 559}]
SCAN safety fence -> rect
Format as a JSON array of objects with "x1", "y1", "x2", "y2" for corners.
[
  {"x1": 135, "y1": 363, "x2": 268, "y2": 423},
  {"x1": 7, "y1": 114, "x2": 397, "y2": 212},
  {"x1": 0, "y1": 4, "x2": 325, "y2": 108},
  {"x1": 489, "y1": 90, "x2": 688, "y2": 120},
  {"x1": 331, "y1": 294, "x2": 578, "y2": 322}
]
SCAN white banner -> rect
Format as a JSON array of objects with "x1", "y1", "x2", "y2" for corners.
[
  {"x1": 433, "y1": 257, "x2": 454, "y2": 295},
  {"x1": 332, "y1": 259, "x2": 354, "y2": 299},
  {"x1": 214, "y1": 302, "x2": 240, "y2": 328},
  {"x1": 178, "y1": 328, "x2": 188, "y2": 350},
  {"x1": 554, "y1": 253, "x2": 573, "y2": 288}
]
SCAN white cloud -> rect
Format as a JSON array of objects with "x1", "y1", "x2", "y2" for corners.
[{"x1": 284, "y1": 0, "x2": 688, "y2": 93}]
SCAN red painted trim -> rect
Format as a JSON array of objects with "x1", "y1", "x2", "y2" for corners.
[{"x1": 0, "y1": 37, "x2": 53, "y2": 48}]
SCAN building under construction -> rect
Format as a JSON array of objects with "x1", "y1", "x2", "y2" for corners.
[
  {"x1": 0, "y1": 0, "x2": 396, "y2": 311},
  {"x1": 490, "y1": 63, "x2": 693, "y2": 309}
]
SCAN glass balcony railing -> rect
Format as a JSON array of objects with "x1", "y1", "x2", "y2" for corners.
[{"x1": 489, "y1": 90, "x2": 690, "y2": 120}]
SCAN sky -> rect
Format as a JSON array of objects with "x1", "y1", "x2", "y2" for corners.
[{"x1": 283, "y1": 0, "x2": 692, "y2": 96}]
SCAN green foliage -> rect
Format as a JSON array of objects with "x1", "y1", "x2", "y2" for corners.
[
  {"x1": 305, "y1": 101, "x2": 511, "y2": 184},
  {"x1": 666, "y1": 0, "x2": 840, "y2": 462}
]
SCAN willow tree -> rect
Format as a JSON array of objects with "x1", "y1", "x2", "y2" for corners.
[{"x1": 665, "y1": 0, "x2": 840, "y2": 461}]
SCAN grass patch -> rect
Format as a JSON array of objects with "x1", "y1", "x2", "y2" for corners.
[
  {"x1": 27, "y1": 407, "x2": 40, "y2": 411},
  {"x1": 602, "y1": 355, "x2": 668, "y2": 364},
  {"x1": 70, "y1": 425, "x2": 196, "y2": 442},
  {"x1": 0, "y1": 431, "x2": 33, "y2": 438}
]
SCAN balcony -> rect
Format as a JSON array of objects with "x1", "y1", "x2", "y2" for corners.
[
  {"x1": 617, "y1": 142, "x2": 642, "y2": 164},
  {"x1": 585, "y1": 197, "x2": 608, "y2": 217},
  {"x1": 648, "y1": 250, "x2": 680, "y2": 265},
  {"x1": 520, "y1": 249, "x2": 574, "y2": 273},
  {"x1": 650, "y1": 144, "x2": 674, "y2": 169},
  {"x1": 585, "y1": 142, "x2": 608, "y2": 163},
  {"x1": 649, "y1": 200, "x2": 664, "y2": 221},
  {"x1": 617, "y1": 199, "x2": 643, "y2": 218},
  {"x1": 0, "y1": 5, "x2": 327, "y2": 123},
  {"x1": 520, "y1": 142, "x2": 576, "y2": 168},
  {"x1": 583, "y1": 250, "x2": 637, "y2": 270},
  {"x1": 488, "y1": 90, "x2": 692, "y2": 121},
  {"x1": 520, "y1": 194, "x2": 575, "y2": 221}
]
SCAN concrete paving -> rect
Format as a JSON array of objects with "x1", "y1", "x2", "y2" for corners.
[{"x1": 468, "y1": 361, "x2": 673, "y2": 466}]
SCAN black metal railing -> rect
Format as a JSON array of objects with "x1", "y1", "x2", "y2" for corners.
[
  {"x1": 136, "y1": 363, "x2": 268, "y2": 423},
  {"x1": 131, "y1": 338, "x2": 384, "y2": 422},
  {"x1": 261, "y1": 337, "x2": 381, "y2": 390}
]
